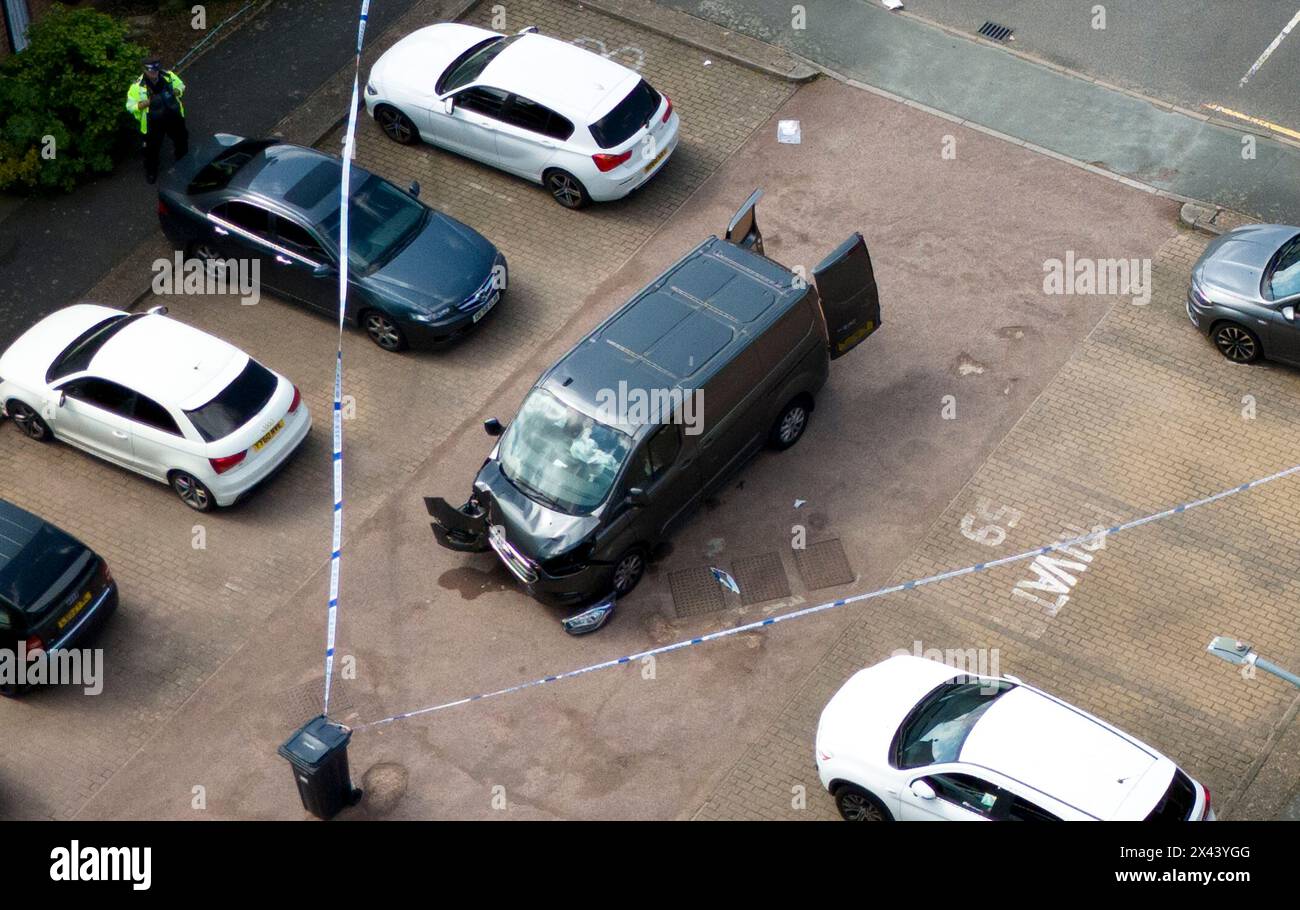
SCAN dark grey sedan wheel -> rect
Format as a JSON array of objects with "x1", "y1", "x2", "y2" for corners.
[
  {"x1": 171, "y1": 472, "x2": 215, "y2": 512},
  {"x1": 612, "y1": 548, "x2": 646, "y2": 596},
  {"x1": 362, "y1": 310, "x2": 407, "y2": 352},
  {"x1": 6, "y1": 400, "x2": 50, "y2": 441},
  {"x1": 545, "y1": 170, "x2": 590, "y2": 209},
  {"x1": 376, "y1": 106, "x2": 418, "y2": 145},
  {"x1": 834, "y1": 784, "x2": 892, "y2": 822},
  {"x1": 1213, "y1": 323, "x2": 1261, "y2": 364}
]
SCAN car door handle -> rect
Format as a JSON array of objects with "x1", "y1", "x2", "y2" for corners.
[
  {"x1": 112, "y1": 430, "x2": 129, "y2": 439},
  {"x1": 275, "y1": 254, "x2": 292, "y2": 265},
  {"x1": 213, "y1": 226, "x2": 229, "y2": 236}
]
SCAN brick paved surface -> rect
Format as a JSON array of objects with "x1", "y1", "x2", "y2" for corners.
[
  {"x1": 694, "y1": 228, "x2": 1300, "y2": 820},
  {"x1": 0, "y1": 2, "x2": 792, "y2": 820}
]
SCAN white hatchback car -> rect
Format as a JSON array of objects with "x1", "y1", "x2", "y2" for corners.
[
  {"x1": 364, "y1": 23, "x2": 680, "y2": 208},
  {"x1": 0, "y1": 304, "x2": 311, "y2": 511},
  {"x1": 816, "y1": 655, "x2": 1213, "y2": 821}
]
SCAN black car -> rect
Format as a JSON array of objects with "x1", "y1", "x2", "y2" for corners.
[
  {"x1": 0, "y1": 500, "x2": 118, "y2": 696},
  {"x1": 157, "y1": 134, "x2": 507, "y2": 352}
]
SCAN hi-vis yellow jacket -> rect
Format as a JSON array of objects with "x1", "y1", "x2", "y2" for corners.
[{"x1": 124, "y1": 71, "x2": 186, "y2": 133}]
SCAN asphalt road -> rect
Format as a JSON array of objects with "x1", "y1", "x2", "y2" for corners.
[
  {"x1": 906, "y1": 0, "x2": 1300, "y2": 132},
  {"x1": 0, "y1": 0, "x2": 424, "y2": 349}
]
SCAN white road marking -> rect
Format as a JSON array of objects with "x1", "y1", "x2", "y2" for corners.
[{"x1": 1240, "y1": 8, "x2": 1300, "y2": 87}]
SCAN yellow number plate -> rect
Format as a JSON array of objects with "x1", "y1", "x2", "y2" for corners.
[
  {"x1": 253, "y1": 419, "x2": 285, "y2": 451},
  {"x1": 57, "y1": 590, "x2": 93, "y2": 631},
  {"x1": 643, "y1": 146, "x2": 668, "y2": 174}
]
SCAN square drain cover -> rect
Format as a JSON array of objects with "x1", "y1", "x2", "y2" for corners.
[
  {"x1": 794, "y1": 538, "x2": 856, "y2": 590},
  {"x1": 669, "y1": 565, "x2": 727, "y2": 617},
  {"x1": 732, "y1": 552, "x2": 791, "y2": 605},
  {"x1": 280, "y1": 679, "x2": 353, "y2": 725}
]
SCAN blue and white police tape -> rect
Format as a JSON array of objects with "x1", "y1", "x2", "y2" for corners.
[
  {"x1": 357, "y1": 461, "x2": 1300, "y2": 730},
  {"x1": 322, "y1": 0, "x2": 371, "y2": 716}
]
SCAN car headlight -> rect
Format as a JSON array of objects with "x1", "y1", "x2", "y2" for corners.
[
  {"x1": 365, "y1": 82, "x2": 378, "y2": 96},
  {"x1": 411, "y1": 307, "x2": 453, "y2": 323}
]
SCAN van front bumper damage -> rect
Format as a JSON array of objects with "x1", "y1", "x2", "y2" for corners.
[
  {"x1": 425, "y1": 495, "x2": 616, "y2": 630},
  {"x1": 424, "y1": 496, "x2": 490, "y2": 553}
]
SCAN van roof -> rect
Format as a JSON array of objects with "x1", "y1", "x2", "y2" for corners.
[{"x1": 541, "y1": 237, "x2": 806, "y2": 434}]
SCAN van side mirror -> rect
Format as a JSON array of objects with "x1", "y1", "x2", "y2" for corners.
[
  {"x1": 58, "y1": 390, "x2": 67, "y2": 408},
  {"x1": 147, "y1": 304, "x2": 168, "y2": 316},
  {"x1": 624, "y1": 487, "x2": 649, "y2": 508},
  {"x1": 442, "y1": 97, "x2": 454, "y2": 115},
  {"x1": 483, "y1": 418, "x2": 504, "y2": 437},
  {"x1": 1284, "y1": 305, "x2": 1296, "y2": 321}
]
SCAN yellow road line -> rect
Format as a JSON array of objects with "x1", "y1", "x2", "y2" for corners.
[{"x1": 1203, "y1": 103, "x2": 1300, "y2": 142}]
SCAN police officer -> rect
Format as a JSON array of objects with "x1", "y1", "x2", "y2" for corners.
[{"x1": 125, "y1": 57, "x2": 189, "y2": 184}]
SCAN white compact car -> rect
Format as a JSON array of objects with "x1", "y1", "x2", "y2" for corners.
[
  {"x1": 364, "y1": 23, "x2": 680, "y2": 208},
  {"x1": 815, "y1": 655, "x2": 1213, "y2": 821},
  {"x1": 0, "y1": 304, "x2": 311, "y2": 511}
]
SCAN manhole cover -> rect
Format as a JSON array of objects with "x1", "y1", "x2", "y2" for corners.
[
  {"x1": 279, "y1": 678, "x2": 354, "y2": 725},
  {"x1": 731, "y1": 552, "x2": 791, "y2": 605},
  {"x1": 669, "y1": 565, "x2": 727, "y2": 617},
  {"x1": 794, "y1": 538, "x2": 856, "y2": 590},
  {"x1": 977, "y1": 21, "x2": 1014, "y2": 42}
]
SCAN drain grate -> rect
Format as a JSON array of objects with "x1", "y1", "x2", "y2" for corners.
[
  {"x1": 731, "y1": 552, "x2": 792, "y2": 606},
  {"x1": 669, "y1": 565, "x2": 728, "y2": 617},
  {"x1": 977, "y1": 21, "x2": 1013, "y2": 42},
  {"x1": 794, "y1": 538, "x2": 856, "y2": 590}
]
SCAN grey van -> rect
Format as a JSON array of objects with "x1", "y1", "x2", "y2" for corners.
[{"x1": 427, "y1": 191, "x2": 881, "y2": 620}]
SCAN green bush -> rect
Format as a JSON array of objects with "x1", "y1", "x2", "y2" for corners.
[{"x1": 0, "y1": 5, "x2": 146, "y2": 193}]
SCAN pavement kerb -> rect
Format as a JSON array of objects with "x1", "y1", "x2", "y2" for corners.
[
  {"x1": 564, "y1": 0, "x2": 818, "y2": 82},
  {"x1": 894, "y1": 7, "x2": 1300, "y2": 154}
]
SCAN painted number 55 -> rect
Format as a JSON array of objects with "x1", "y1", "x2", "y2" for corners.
[{"x1": 960, "y1": 498, "x2": 1023, "y2": 547}]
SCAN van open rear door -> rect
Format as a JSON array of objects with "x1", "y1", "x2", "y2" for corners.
[
  {"x1": 725, "y1": 189, "x2": 765, "y2": 256},
  {"x1": 814, "y1": 233, "x2": 881, "y2": 359}
]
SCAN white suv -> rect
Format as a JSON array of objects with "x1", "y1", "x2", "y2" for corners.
[
  {"x1": 0, "y1": 304, "x2": 311, "y2": 511},
  {"x1": 364, "y1": 23, "x2": 680, "y2": 208},
  {"x1": 815, "y1": 655, "x2": 1213, "y2": 821}
]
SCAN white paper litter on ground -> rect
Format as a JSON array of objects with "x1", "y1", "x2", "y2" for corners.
[
  {"x1": 710, "y1": 567, "x2": 741, "y2": 594},
  {"x1": 883, "y1": 0, "x2": 903, "y2": 9},
  {"x1": 777, "y1": 119, "x2": 802, "y2": 144}
]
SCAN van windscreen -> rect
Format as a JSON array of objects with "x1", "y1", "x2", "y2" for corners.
[{"x1": 498, "y1": 390, "x2": 632, "y2": 514}]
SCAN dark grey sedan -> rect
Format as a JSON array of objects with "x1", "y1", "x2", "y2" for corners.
[
  {"x1": 1188, "y1": 224, "x2": 1300, "y2": 366},
  {"x1": 158, "y1": 134, "x2": 507, "y2": 352}
]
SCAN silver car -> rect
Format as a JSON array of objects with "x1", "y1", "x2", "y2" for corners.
[{"x1": 1188, "y1": 224, "x2": 1300, "y2": 365}]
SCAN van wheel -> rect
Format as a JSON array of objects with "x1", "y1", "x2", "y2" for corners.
[
  {"x1": 769, "y1": 397, "x2": 811, "y2": 450},
  {"x1": 6, "y1": 400, "x2": 51, "y2": 441},
  {"x1": 545, "y1": 170, "x2": 591, "y2": 209},
  {"x1": 834, "y1": 784, "x2": 893, "y2": 822},
  {"x1": 611, "y1": 547, "x2": 647, "y2": 596}
]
